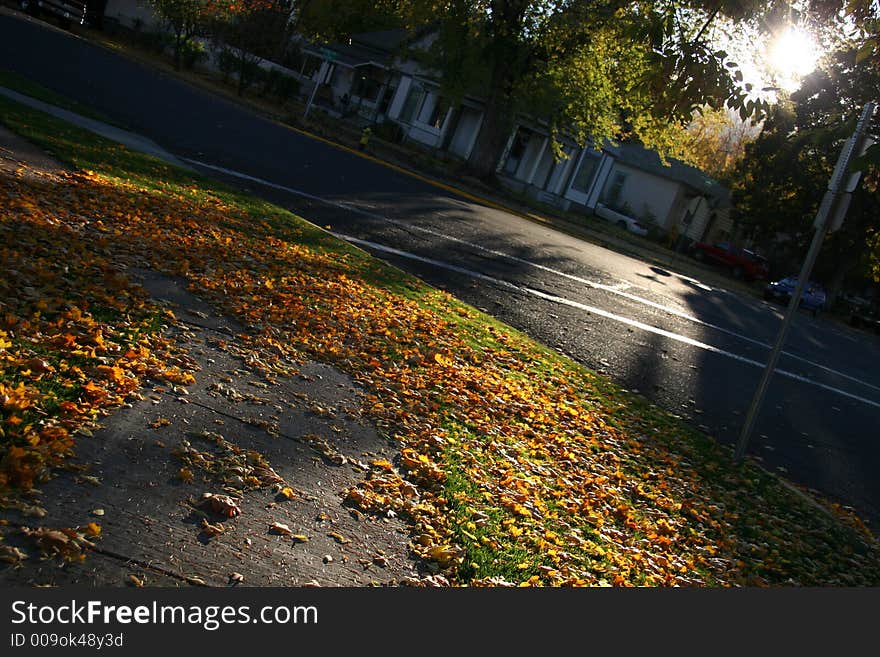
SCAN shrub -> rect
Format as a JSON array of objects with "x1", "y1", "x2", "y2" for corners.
[
  {"x1": 216, "y1": 49, "x2": 236, "y2": 83},
  {"x1": 271, "y1": 72, "x2": 300, "y2": 105},
  {"x1": 142, "y1": 29, "x2": 173, "y2": 55},
  {"x1": 372, "y1": 121, "x2": 403, "y2": 143},
  {"x1": 180, "y1": 40, "x2": 207, "y2": 70}
]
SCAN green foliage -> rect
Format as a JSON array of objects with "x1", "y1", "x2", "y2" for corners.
[
  {"x1": 731, "y1": 43, "x2": 880, "y2": 296},
  {"x1": 372, "y1": 121, "x2": 405, "y2": 143},
  {"x1": 398, "y1": 1, "x2": 780, "y2": 179},
  {"x1": 148, "y1": 0, "x2": 207, "y2": 70},
  {"x1": 297, "y1": 0, "x2": 406, "y2": 42},
  {"x1": 180, "y1": 39, "x2": 208, "y2": 69},
  {"x1": 215, "y1": 48, "x2": 237, "y2": 82},
  {"x1": 675, "y1": 106, "x2": 759, "y2": 183},
  {"x1": 203, "y1": 0, "x2": 297, "y2": 94},
  {"x1": 270, "y1": 70, "x2": 301, "y2": 104},
  {"x1": 140, "y1": 28, "x2": 174, "y2": 54}
]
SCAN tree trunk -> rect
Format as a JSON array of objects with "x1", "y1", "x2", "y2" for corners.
[
  {"x1": 466, "y1": 62, "x2": 514, "y2": 182},
  {"x1": 174, "y1": 28, "x2": 183, "y2": 71},
  {"x1": 237, "y1": 51, "x2": 246, "y2": 96}
]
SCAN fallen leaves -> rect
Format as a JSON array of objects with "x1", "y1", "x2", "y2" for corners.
[
  {"x1": 20, "y1": 525, "x2": 101, "y2": 562},
  {"x1": 2, "y1": 110, "x2": 879, "y2": 589},
  {"x1": 0, "y1": 543, "x2": 28, "y2": 565},
  {"x1": 300, "y1": 433, "x2": 346, "y2": 465},
  {"x1": 278, "y1": 486, "x2": 296, "y2": 500},
  {"x1": 200, "y1": 493, "x2": 241, "y2": 518},
  {"x1": 173, "y1": 432, "x2": 289, "y2": 492},
  {"x1": 200, "y1": 518, "x2": 225, "y2": 538}
]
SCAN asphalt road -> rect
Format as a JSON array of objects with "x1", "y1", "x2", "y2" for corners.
[{"x1": 3, "y1": 12, "x2": 880, "y2": 532}]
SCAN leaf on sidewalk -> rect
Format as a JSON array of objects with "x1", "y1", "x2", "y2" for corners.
[
  {"x1": 269, "y1": 522, "x2": 292, "y2": 535},
  {"x1": 200, "y1": 493, "x2": 241, "y2": 518}
]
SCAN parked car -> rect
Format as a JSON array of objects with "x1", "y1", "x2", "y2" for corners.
[
  {"x1": 594, "y1": 203, "x2": 649, "y2": 236},
  {"x1": 764, "y1": 276, "x2": 827, "y2": 315},
  {"x1": 19, "y1": 0, "x2": 86, "y2": 28},
  {"x1": 689, "y1": 241, "x2": 769, "y2": 281},
  {"x1": 848, "y1": 301, "x2": 880, "y2": 334}
]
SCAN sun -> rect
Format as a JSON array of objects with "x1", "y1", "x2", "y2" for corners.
[{"x1": 768, "y1": 26, "x2": 821, "y2": 91}]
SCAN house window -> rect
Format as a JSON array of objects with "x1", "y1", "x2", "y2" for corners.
[
  {"x1": 603, "y1": 171, "x2": 628, "y2": 206},
  {"x1": 399, "y1": 84, "x2": 425, "y2": 124},
  {"x1": 503, "y1": 129, "x2": 530, "y2": 175},
  {"x1": 570, "y1": 154, "x2": 599, "y2": 193},
  {"x1": 301, "y1": 54, "x2": 322, "y2": 78},
  {"x1": 425, "y1": 96, "x2": 449, "y2": 129}
]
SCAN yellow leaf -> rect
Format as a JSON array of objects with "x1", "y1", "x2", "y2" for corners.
[{"x1": 269, "y1": 522, "x2": 292, "y2": 535}]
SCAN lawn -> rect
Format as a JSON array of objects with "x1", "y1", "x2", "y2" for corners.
[{"x1": 2, "y1": 93, "x2": 880, "y2": 586}]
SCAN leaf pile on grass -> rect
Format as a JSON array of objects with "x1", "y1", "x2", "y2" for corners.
[
  {"x1": 2, "y1": 100, "x2": 880, "y2": 586},
  {"x1": 0, "y1": 164, "x2": 196, "y2": 492}
]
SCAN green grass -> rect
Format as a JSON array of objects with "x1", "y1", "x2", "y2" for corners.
[{"x1": 0, "y1": 69, "x2": 121, "y2": 126}]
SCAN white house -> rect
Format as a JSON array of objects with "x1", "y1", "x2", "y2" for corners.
[
  {"x1": 303, "y1": 29, "x2": 484, "y2": 159},
  {"x1": 492, "y1": 125, "x2": 731, "y2": 241},
  {"x1": 302, "y1": 30, "x2": 733, "y2": 242},
  {"x1": 97, "y1": 11, "x2": 733, "y2": 243}
]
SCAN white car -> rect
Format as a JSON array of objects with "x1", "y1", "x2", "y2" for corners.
[{"x1": 594, "y1": 203, "x2": 649, "y2": 236}]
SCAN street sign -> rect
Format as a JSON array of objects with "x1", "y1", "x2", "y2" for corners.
[
  {"x1": 829, "y1": 193, "x2": 853, "y2": 233},
  {"x1": 846, "y1": 137, "x2": 875, "y2": 192}
]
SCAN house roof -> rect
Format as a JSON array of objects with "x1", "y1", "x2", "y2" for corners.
[
  {"x1": 605, "y1": 142, "x2": 731, "y2": 207},
  {"x1": 352, "y1": 29, "x2": 409, "y2": 53}
]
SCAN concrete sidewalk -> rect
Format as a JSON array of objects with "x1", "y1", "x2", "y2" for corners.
[
  {"x1": 0, "y1": 85, "x2": 192, "y2": 170},
  {"x1": 0, "y1": 125, "x2": 422, "y2": 587}
]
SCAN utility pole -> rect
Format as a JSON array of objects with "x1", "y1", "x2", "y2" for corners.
[
  {"x1": 733, "y1": 101, "x2": 877, "y2": 464},
  {"x1": 304, "y1": 51, "x2": 336, "y2": 119}
]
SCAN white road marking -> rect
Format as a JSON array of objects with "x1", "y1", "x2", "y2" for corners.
[
  {"x1": 182, "y1": 158, "x2": 880, "y2": 398},
  {"x1": 337, "y1": 235, "x2": 880, "y2": 411}
]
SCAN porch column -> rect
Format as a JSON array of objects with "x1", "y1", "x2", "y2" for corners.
[
  {"x1": 563, "y1": 147, "x2": 588, "y2": 198},
  {"x1": 525, "y1": 136, "x2": 550, "y2": 185},
  {"x1": 496, "y1": 125, "x2": 520, "y2": 173},
  {"x1": 585, "y1": 152, "x2": 615, "y2": 210}
]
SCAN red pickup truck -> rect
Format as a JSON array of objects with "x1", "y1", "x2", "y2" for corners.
[{"x1": 689, "y1": 241, "x2": 770, "y2": 281}]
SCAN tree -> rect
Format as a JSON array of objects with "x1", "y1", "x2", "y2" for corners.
[
  {"x1": 204, "y1": 1, "x2": 299, "y2": 95},
  {"x1": 677, "y1": 106, "x2": 760, "y2": 182},
  {"x1": 297, "y1": 0, "x2": 406, "y2": 42},
  {"x1": 149, "y1": 0, "x2": 206, "y2": 71},
  {"x1": 404, "y1": 1, "x2": 778, "y2": 182},
  {"x1": 730, "y1": 44, "x2": 880, "y2": 303}
]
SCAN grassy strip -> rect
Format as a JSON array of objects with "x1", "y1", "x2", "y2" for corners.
[
  {"x1": 2, "y1": 94, "x2": 879, "y2": 586},
  {"x1": 0, "y1": 69, "x2": 120, "y2": 126}
]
